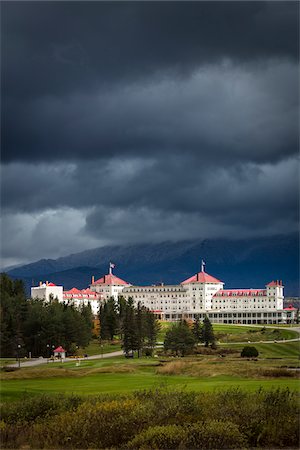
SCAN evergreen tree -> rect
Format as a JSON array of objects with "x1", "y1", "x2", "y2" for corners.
[
  {"x1": 99, "y1": 298, "x2": 118, "y2": 341},
  {"x1": 99, "y1": 302, "x2": 109, "y2": 341},
  {"x1": 164, "y1": 320, "x2": 196, "y2": 356},
  {"x1": 0, "y1": 274, "x2": 28, "y2": 357},
  {"x1": 144, "y1": 309, "x2": 160, "y2": 351},
  {"x1": 122, "y1": 298, "x2": 138, "y2": 356},
  {"x1": 117, "y1": 296, "x2": 127, "y2": 339},
  {"x1": 135, "y1": 302, "x2": 145, "y2": 357},
  {"x1": 192, "y1": 315, "x2": 202, "y2": 343},
  {"x1": 106, "y1": 297, "x2": 118, "y2": 340},
  {"x1": 201, "y1": 315, "x2": 215, "y2": 347}
]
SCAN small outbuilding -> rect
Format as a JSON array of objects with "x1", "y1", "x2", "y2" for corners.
[{"x1": 53, "y1": 346, "x2": 66, "y2": 359}]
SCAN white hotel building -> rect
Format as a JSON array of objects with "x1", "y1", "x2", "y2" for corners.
[{"x1": 31, "y1": 262, "x2": 296, "y2": 324}]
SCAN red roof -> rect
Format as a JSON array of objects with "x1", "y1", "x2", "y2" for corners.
[
  {"x1": 54, "y1": 346, "x2": 65, "y2": 353},
  {"x1": 63, "y1": 287, "x2": 102, "y2": 299},
  {"x1": 283, "y1": 305, "x2": 297, "y2": 311},
  {"x1": 48, "y1": 282, "x2": 56, "y2": 286},
  {"x1": 266, "y1": 280, "x2": 283, "y2": 287},
  {"x1": 181, "y1": 271, "x2": 223, "y2": 284},
  {"x1": 81, "y1": 288, "x2": 98, "y2": 295},
  {"x1": 64, "y1": 287, "x2": 81, "y2": 294},
  {"x1": 93, "y1": 274, "x2": 130, "y2": 286}
]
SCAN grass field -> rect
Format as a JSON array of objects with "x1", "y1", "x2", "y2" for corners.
[
  {"x1": 78, "y1": 339, "x2": 122, "y2": 356},
  {"x1": 1, "y1": 340, "x2": 299, "y2": 402},
  {"x1": 2, "y1": 372, "x2": 299, "y2": 403},
  {"x1": 222, "y1": 340, "x2": 300, "y2": 359},
  {"x1": 157, "y1": 322, "x2": 298, "y2": 343},
  {"x1": 1, "y1": 324, "x2": 298, "y2": 403}
]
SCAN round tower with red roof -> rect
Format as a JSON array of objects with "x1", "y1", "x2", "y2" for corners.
[
  {"x1": 89, "y1": 262, "x2": 131, "y2": 300},
  {"x1": 181, "y1": 260, "x2": 224, "y2": 311}
]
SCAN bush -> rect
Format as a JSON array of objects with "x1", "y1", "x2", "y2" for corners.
[
  {"x1": 184, "y1": 420, "x2": 247, "y2": 449},
  {"x1": 127, "y1": 424, "x2": 187, "y2": 449},
  {"x1": 1, "y1": 394, "x2": 82, "y2": 424},
  {"x1": 1, "y1": 388, "x2": 299, "y2": 449},
  {"x1": 30, "y1": 398, "x2": 149, "y2": 449},
  {"x1": 0, "y1": 366, "x2": 19, "y2": 372},
  {"x1": 143, "y1": 347, "x2": 153, "y2": 357},
  {"x1": 241, "y1": 346, "x2": 259, "y2": 357}
]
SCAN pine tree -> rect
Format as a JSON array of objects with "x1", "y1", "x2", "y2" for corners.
[
  {"x1": 192, "y1": 315, "x2": 202, "y2": 343},
  {"x1": 106, "y1": 297, "x2": 118, "y2": 340},
  {"x1": 99, "y1": 302, "x2": 110, "y2": 341},
  {"x1": 122, "y1": 297, "x2": 138, "y2": 356},
  {"x1": 201, "y1": 315, "x2": 215, "y2": 347},
  {"x1": 144, "y1": 309, "x2": 160, "y2": 351},
  {"x1": 164, "y1": 320, "x2": 196, "y2": 356},
  {"x1": 135, "y1": 302, "x2": 145, "y2": 358}
]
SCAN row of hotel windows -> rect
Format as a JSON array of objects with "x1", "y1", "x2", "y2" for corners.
[
  {"x1": 128, "y1": 294, "x2": 188, "y2": 298},
  {"x1": 164, "y1": 312, "x2": 282, "y2": 319},
  {"x1": 214, "y1": 298, "x2": 274, "y2": 302},
  {"x1": 126, "y1": 287, "x2": 185, "y2": 293}
]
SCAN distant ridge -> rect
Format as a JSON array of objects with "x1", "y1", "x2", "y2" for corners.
[{"x1": 6, "y1": 233, "x2": 299, "y2": 296}]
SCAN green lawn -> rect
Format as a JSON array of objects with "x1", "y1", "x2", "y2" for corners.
[
  {"x1": 1, "y1": 325, "x2": 299, "y2": 403},
  {"x1": 1, "y1": 340, "x2": 299, "y2": 402},
  {"x1": 222, "y1": 340, "x2": 300, "y2": 359},
  {"x1": 157, "y1": 322, "x2": 298, "y2": 342},
  {"x1": 2, "y1": 369, "x2": 299, "y2": 402},
  {"x1": 78, "y1": 339, "x2": 122, "y2": 356}
]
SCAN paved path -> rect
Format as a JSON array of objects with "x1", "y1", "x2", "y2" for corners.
[
  {"x1": 7, "y1": 326, "x2": 300, "y2": 369},
  {"x1": 8, "y1": 350, "x2": 124, "y2": 369}
]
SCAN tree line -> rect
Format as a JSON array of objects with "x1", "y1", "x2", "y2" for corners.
[
  {"x1": 99, "y1": 297, "x2": 159, "y2": 356},
  {"x1": 1, "y1": 272, "x2": 215, "y2": 359},
  {"x1": 0, "y1": 273, "x2": 94, "y2": 358}
]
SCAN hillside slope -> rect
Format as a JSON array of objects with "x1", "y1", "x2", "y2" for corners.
[{"x1": 6, "y1": 233, "x2": 299, "y2": 296}]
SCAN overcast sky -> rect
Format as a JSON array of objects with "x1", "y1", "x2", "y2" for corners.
[{"x1": 1, "y1": 1, "x2": 299, "y2": 268}]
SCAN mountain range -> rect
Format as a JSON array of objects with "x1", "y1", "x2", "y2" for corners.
[{"x1": 5, "y1": 233, "x2": 299, "y2": 297}]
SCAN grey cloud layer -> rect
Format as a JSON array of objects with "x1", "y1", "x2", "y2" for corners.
[
  {"x1": 1, "y1": 1, "x2": 299, "y2": 266},
  {"x1": 3, "y1": 61, "x2": 298, "y2": 162}
]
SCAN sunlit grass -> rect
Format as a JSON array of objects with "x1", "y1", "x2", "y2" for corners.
[{"x1": 1, "y1": 340, "x2": 299, "y2": 402}]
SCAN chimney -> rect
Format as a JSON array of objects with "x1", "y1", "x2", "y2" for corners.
[
  {"x1": 39, "y1": 281, "x2": 42, "y2": 286},
  {"x1": 92, "y1": 275, "x2": 95, "y2": 284},
  {"x1": 46, "y1": 281, "x2": 49, "y2": 286}
]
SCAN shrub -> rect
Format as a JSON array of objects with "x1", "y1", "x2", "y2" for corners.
[
  {"x1": 30, "y1": 398, "x2": 150, "y2": 449},
  {"x1": 143, "y1": 347, "x2": 153, "y2": 357},
  {"x1": 241, "y1": 346, "x2": 259, "y2": 357},
  {"x1": 1, "y1": 366, "x2": 19, "y2": 372},
  {"x1": 1, "y1": 388, "x2": 299, "y2": 449},
  {"x1": 184, "y1": 420, "x2": 247, "y2": 449},
  {"x1": 1, "y1": 394, "x2": 82, "y2": 424},
  {"x1": 127, "y1": 424, "x2": 187, "y2": 449}
]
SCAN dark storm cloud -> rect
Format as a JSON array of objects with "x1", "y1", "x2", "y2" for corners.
[
  {"x1": 3, "y1": 60, "x2": 299, "y2": 163},
  {"x1": 1, "y1": 1, "x2": 299, "y2": 266},
  {"x1": 2, "y1": 156, "x2": 298, "y2": 223},
  {"x1": 2, "y1": 1, "x2": 299, "y2": 162}
]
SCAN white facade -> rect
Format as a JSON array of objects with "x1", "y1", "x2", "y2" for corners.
[
  {"x1": 120, "y1": 266, "x2": 288, "y2": 324},
  {"x1": 63, "y1": 288, "x2": 103, "y2": 316},
  {"x1": 30, "y1": 264, "x2": 293, "y2": 324},
  {"x1": 31, "y1": 282, "x2": 63, "y2": 303}
]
